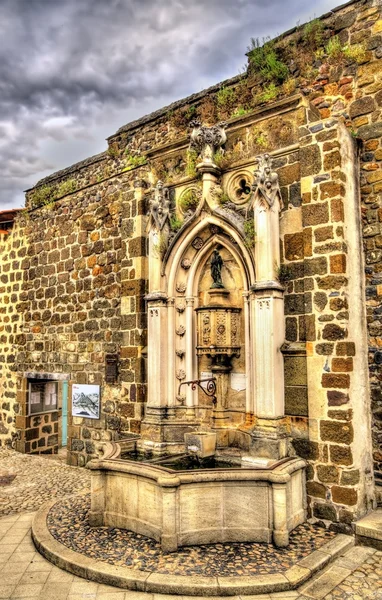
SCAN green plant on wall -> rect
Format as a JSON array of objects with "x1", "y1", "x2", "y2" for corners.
[
  {"x1": 169, "y1": 214, "x2": 183, "y2": 232},
  {"x1": 213, "y1": 149, "x2": 225, "y2": 167},
  {"x1": 218, "y1": 192, "x2": 230, "y2": 205},
  {"x1": 231, "y1": 106, "x2": 250, "y2": 118},
  {"x1": 276, "y1": 263, "x2": 292, "y2": 285},
  {"x1": 124, "y1": 151, "x2": 147, "y2": 171},
  {"x1": 256, "y1": 82, "x2": 279, "y2": 104},
  {"x1": 325, "y1": 36, "x2": 367, "y2": 65},
  {"x1": 248, "y1": 38, "x2": 289, "y2": 84},
  {"x1": 30, "y1": 185, "x2": 54, "y2": 208},
  {"x1": 57, "y1": 179, "x2": 76, "y2": 197},
  {"x1": 252, "y1": 128, "x2": 267, "y2": 148},
  {"x1": 186, "y1": 149, "x2": 198, "y2": 178},
  {"x1": 179, "y1": 189, "x2": 200, "y2": 214},
  {"x1": 325, "y1": 35, "x2": 344, "y2": 61},
  {"x1": 302, "y1": 18, "x2": 325, "y2": 50},
  {"x1": 343, "y1": 43, "x2": 368, "y2": 64},
  {"x1": 243, "y1": 218, "x2": 256, "y2": 248},
  {"x1": 216, "y1": 86, "x2": 237, "y2": 117}
]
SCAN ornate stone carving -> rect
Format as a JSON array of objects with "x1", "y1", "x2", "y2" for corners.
[
  {"x1": 189, "y1": 120, "x2": 227, "y2": 163},
  {"x1": 175, "y1": 349, "x2": 185, "y2": 358},
  {"x1": 258, "y1": 299, "x2": 271, "y2": 310},
  {"x1": 192, "y1": 236, "x2": 204, "y2": 250},
  {"x1": 148, "y1": 180, "x2": 170, "y2": 230},
  {"x1": 176, "y1": 325, "x2": 186, "y2": 336},
  {"x1": 202, "y1": 314, "x2": 211, "y2": 344},
  {"x1": 181, "y1": 258, "x2": 191, "y2": 270},
  {"x1": 176, "y1": 303, "x2": 186, "y2": 313},
  {"x1": 224, "y1": 169, "x2": 253, "y2": 206},
  {"x1": 176, "y1": 281, "x2": 186, "y2": 294},
  {"x1": 251, "y1": 154, "x2": 283, "y2": 209},
  {"x1": 176, "y1": 369, "x2": 186, "y2": 381}
]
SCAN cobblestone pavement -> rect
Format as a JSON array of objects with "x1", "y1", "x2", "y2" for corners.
[
  {"x1": 0, "y1": 450, "x2": 381, "y2": 599},
  {"x1": 0, "y1": 448, "x2": 90, "y2": 515}
]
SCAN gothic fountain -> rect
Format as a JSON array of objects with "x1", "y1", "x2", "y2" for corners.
[{"x1": 88, "y1": 120, "x2": 306, "y2": 552}]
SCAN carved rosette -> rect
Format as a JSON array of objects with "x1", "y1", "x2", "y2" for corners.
[
  {"x1": 189, "y1": 120, "x2": 227, "y2": 167},
  {"x1": 250, "y1": 154, "x2": 283, "y2": 210}
]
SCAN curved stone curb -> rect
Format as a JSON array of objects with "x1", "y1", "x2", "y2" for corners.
[{"x1": 32, "y1": 499, "x2": 355, "y2": 596}]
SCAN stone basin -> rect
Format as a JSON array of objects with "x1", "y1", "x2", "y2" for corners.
[{"x1": 88, "y1": 455, "x2": 306, "y2": 552}]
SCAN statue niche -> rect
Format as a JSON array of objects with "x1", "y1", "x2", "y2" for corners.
[{"x1": 196, "y1": 247, "x2": 245, "y2": 424}]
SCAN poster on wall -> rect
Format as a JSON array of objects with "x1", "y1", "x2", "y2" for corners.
[{"x1": 72, "y1": 384, "x2": 100, "y2": 419}]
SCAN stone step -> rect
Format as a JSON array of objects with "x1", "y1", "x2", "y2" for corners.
[
  {"x1": 298, "y1": 545, "x2": 377, "y2": 600},
  {"x1": 354, "y1": 508, "x2": 382, "y2": 550}
]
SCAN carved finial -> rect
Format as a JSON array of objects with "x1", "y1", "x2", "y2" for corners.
[
  {"x1": 189, "y1": 121, "x2": 227, "y2": 164},
  {"x1": 148, "y1": 180, "x2": 170, "y2": 230},
  {"x1": 251, "y1": 154, "x2": 283, "y2": 209}
]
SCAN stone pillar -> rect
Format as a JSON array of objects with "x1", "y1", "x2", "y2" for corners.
[
  {"x1": 145, "y1": 293, "x2": 168, "y2": 409},
  {"x1": 249, "y1": 154, "x2": 286, "y2": 459}
]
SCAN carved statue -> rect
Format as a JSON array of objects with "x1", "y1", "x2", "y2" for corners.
[
  {"x1": 148, "y1": 180, "x2": 170, "y2": 231},
  {"x1": 250, "y1": 154, "x2": 282, "y2": 210},
  {"x1": 210, "y1": 249, "x2": 224, "y2": 289},
  {"x1": 189, "y1": 120, "x2": 227, "y2": 163}
]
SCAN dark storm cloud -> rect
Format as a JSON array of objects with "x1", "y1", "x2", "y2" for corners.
[{"x1": 0, "y1": 0, "x2": 335, "y2": 210}]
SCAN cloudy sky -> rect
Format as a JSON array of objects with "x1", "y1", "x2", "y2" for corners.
[{"x1": 1, "y1": 0, "x2": 337, "y2": 210}]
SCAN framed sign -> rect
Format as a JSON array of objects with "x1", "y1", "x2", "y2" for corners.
[{"x1": 72, "y1": 384, "x2": 100, "y2": 419}]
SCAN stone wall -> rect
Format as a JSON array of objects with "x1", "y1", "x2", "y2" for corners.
[
  {"x1": 0, "y1": 226, "x2": 26, "y2": 445},
  {"x1": 1, "y1": 165, "x2": 149, "y2": 465},
  {"x1": 0, "y1": 0, "x2": 381, "y2": 521}
]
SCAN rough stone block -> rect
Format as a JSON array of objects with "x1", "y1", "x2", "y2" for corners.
[
  {"x1": 332, "y1": 358, "x2": 353, "y2": 372},
  {"x1": 292, "y1": 439, "x2": 319, "y2": 460},
  {"x1": 330, "y1": 254, "x2": 347, "y2": 274},
  {"x1": 340, "y1": 470, "x2": 360, "y2": 485},
  {"x1": 327, "y1": 390, "x2": 349, "y2": 406},
  {"x1": 320, "y1": 420, "x2": 353, "y2": 444},
  {"x1": 306, "y1": 481, "x2": 326, "y2": 499},
  {"x1": 330, "y1": 445, "x2": 353, "y2": 466},
  {"x1": 313, "y1": 502, "x2": 337, "y2": 521},
  {"x1": 349, "y1": 96, "x2": 376, "y2": 118},
  {"x1": 332, "y1": 486, "x2": 358, "y2": 506},
  {"x1": 322, "y1": 323, "x2": 346, "y2": 341},
  {"x1": 285, "y1": 386, "x2": 308, "y2": 417},
  {"x1": 302, "y1": 203, "x2": 329, "y2": 227},
  {"x1": 317, "y1": 464, "x2": 339, "y2": 484},
  {"x1": 336, "y1": 342, "x2": 356, "y2": 356},
  {"x1": 284, "y1": 232, "x2": 304, "y2": 261},
  {"x1": 300, "y1": 145, "x2": 322, "y2": 177}
]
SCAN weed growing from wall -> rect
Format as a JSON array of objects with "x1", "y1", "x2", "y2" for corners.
[
  {"x1": 178, "y1": 189, "x2": 199, "y2": 213},
  {"x1": 124, "y1": 151, "x2": 147, "y2": 171},
  {"x1": 243, "y1": 218, "x2": 256, "y2": 248},
  {"x1": 248, "y1": 38, "x2": 289, "y2": 84},
  {"x1": 186, "y1": 149, "x2": 198, "y2": 178},
  {"x1": 302, "y1": 18, "x2": 325, "y2": 50}
]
